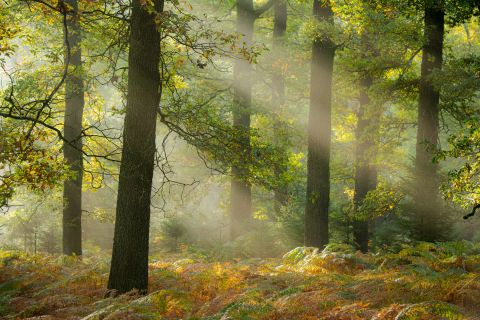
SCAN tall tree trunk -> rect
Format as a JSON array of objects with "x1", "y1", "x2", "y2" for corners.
[
  {"x1": 414, "y1": 1, "x2": 444, "y2": 241},
  {"x1": 352, "y1": 75, "x2": 378, "y2": 253},
  {"x1": 107, "y1": 0, "x2": 163, "y2": 294},
  {"x1": 272, "y1": 0, "x2": 288, "y2": 216},
  {"x1": 62, "y1": 0, "x2": 84, "y2": 256},
  {"x1": 230, "y1": 0, "x2": 254, "y2": 239},
  {"x1": 304, "y1": 0, "x2": 335, "y2": 248}
]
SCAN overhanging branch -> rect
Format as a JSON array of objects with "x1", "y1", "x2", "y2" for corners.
[
  {"x1": 463, "y1": 203, "x2": 480, "y2": 219},
  {"x1": 253, "y1": 0, "x2": 278, "y2": 19}
]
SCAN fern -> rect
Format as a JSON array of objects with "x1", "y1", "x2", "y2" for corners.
[{"x1": 395, "y1": 301, "x2": 464, "y2": 320}]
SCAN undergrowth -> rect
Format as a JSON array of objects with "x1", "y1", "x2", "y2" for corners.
[{"x1": 0, "y1": 241, "x2": 479, "y2": 319}]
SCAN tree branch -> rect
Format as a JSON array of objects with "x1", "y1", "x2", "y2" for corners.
[
  {"x1": 463, "y1": 203, "x2": 480, "y2": 219},
  {"x1": 253, "y1": 0, "x2": 278, "y2": 19}
]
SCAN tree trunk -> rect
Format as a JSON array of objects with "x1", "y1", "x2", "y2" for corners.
[
  {"x1": 272, "y1": 0, "x2": 288, "y2": 216},
  {"x1": 304, "y1": 0, "x2": 335, "y2": 249},
  {"x1": 62, "y1": 0, "x2": 84, "y2": 256},
  {"x1": 107, "y1": 0, "x2": 163, "y2": 294},
  {"x1": 230, "y1": 0, "x2": 254, "y2": 240},
  {"x1": 353, "y1": 76, "x2": 378, "y2": 253},
  {"x1": 414, "y1": 2, "x2": 444, "y2": 241}
]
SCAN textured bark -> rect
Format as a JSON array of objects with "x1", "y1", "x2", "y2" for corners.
[
  {"x1": 353, "y1": 76, "x2": 378, "y2": 253},
  {"x1": 62, "y1": 0, "x2": 84, "y2": 256},
  {"x1": 304, "y1": 0, "x2": 335, "y2": 249},
  {"x1": 107, "y1": 0, "x2": 163, "y2": 294},
  {"x1": 230, "y1": 0, "x2": 254, "y2": 239},
  {"x1": 414, "y1": 2, "x2": 444, "y2": 242},
  {"x1": 272, "y1": 0, "x2": 287, "y2": 215}
]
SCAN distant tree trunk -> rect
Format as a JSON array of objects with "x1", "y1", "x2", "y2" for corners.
[
  {"x1": 107, "y1": 0, "x2": 163, "y2": 294},
  {"x1": 304, "y1": 0, "x2": 335, "y2": 248},
  {"x1": 414, "y1": 2, "x2": 444, "y2": 241},
  {"x1": 230, "y1": 0, "x2": 254, "y2": 239},
  {"x1": 62, "y1": 0, "x2": 84, "y2": 256},
  {"x1": 353, "y1": 75, "x2": 378, "y2": 253},
  {"x1": 272, "y1": 0, "x2": 287, "y2": 215},
  {"x1": 34, "y1": 231, "x2": 37, "y2": 255}
]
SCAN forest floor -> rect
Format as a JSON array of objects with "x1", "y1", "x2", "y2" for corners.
[{"x1": 1, "y1": 242, "x2": 480, "y2": 320}]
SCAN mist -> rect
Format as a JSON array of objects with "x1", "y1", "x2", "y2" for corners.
[{"x1": 1, "y1": 0, "x2": 480, "y2": 318}]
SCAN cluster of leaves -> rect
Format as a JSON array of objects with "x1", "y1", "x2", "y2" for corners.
[
  {"x1": 0, "y1": 123, "x2": 68, "y2": 207},
  {"x1": 353, "y1": 183, "x2": 404, "y2": 221},
  {"x1": 439, "y1": 120, "x2": 480, "y2": 208},
  {"x1": 0, "y1": 5, "x2": 19, "y2": 58}
]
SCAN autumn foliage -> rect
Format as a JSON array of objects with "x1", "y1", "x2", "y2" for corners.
[{"x1": 1, "y1": 241, "x2": 479, "y2": 319}]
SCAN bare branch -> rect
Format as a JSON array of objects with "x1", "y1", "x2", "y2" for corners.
[{"x1": 464, "y1": 203, "x2": 480, "y2": 219}]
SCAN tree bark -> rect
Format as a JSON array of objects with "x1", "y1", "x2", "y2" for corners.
[
  {"x1": 304, "y1": 0, "x2": 335, "y2": 249},
  {"x1": 272, "y1": 0, "x2": 288, "y2": 216},
  {"x1": 230, "y1": 0, "x2": 254, "y2": 240},
  {"x1": 352, "y1": 76, "x2": 378, "y2": 253},
  {"x1": 414, "y1": 1, "x2": 444, "y2": 241},
  {"x1": 62, "y1": 0, "x2": 84, "y2": 256},
  {"x1": 107, "y1": 0, "x2": 163, "y2": 294}
]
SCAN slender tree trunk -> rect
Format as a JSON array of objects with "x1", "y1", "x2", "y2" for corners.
[
  {"x1": 63, "y1": 0, "x2": 84, "y2": 256},
  {"x1": 353, "y1": 75, "x2": 378, "y2": 253},
  {"x1": 230, "y1": 0, "x2": 254, "y2": 239},
  {"x1": 414, "y1": 2, "x2": 444, "y2": 241},
  {"x1": 107, "y1": 0, "x2": 163, "y2": 294},
  {"x1": 304, "y1": 0, "x2": 335, "y2": 248},
  {"x1": 272, "y1": 0, "x2": 288, "y2": 215}
]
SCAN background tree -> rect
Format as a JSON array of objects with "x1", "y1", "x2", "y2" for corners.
[
  {"x1": 230, "y1": 0, "x2": 255, "y2": 239},
  {"x1": 411, "y1": 0, "x2": 480, "y2": 241},
  {"x1": 413, "y1": 0, "x2": 446, "y2": 241},
  {"x1": 352, "y1": 75, "x2": 378, "y2": 252},
  {"x1": 230, "y1": 0, "x2": 277, "y2": 239},
  {"x1": 304, "y1": 0, "x2": 335, "y2": 248},
  {"x1": 271, "y1": 0, "x2": 288, "y2": 216},
  {"x1": 62, "y1": 0, "x2": 85, "y2": 256}
]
